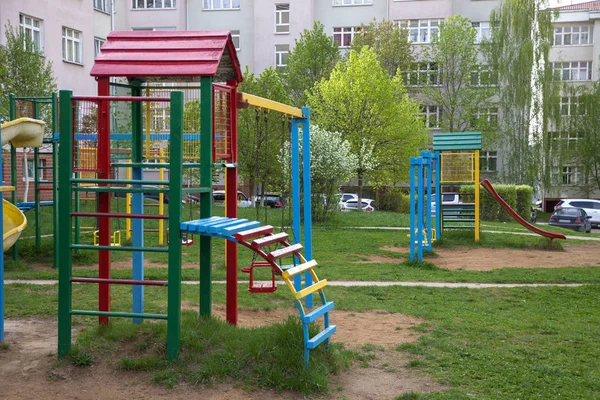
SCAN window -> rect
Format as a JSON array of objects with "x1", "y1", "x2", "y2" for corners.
[
  {"x1": 557, "y1": 166, "x2": 580, "y2": 185},
  {"x1": 132, "y1": 0, "x2": 176, "y2": 9},
  {"x1": 471, "y1": 65, "x2": 498, "y2": 86},
  {"x1": 480, "y1": 151, "x2": 497, "y2": 172},
  {"x1": 62, "y1": 27, "x2": 83, "y2": 64},
  {"x1": 19, "y1": 14, "x2": 43, "y2": 52},
  {"x1": 420, "y1": 106, "x2": 440, "y2": 129},
  {"x1": 472, "y1": 22, "x2": 490, "y2": 44},
  {"x1": 549, "y1": 131, "x2": 583, "y2": 150},
  {"x1": 231, "y1": 30, "x2": 240, "y2": 51},
  {"x1": 398, "y1": 19, "x2": 442, "y2": 44},
  {"x1": 94, "y1": 0, "x2": 109, "y2": 13},
  {"x1": 474, "y1": 108, "x2": 499, "y2": 124},
  {"x1": 203, "y1": 0, "x2": 240, "y2": 10},
  {"x1": 333, "y1": 26, "x2": 361, "y2": 48},
  {"x1": 23, "y1": 158, "x2": 44, "y2": 182},
  {"x1": 333, "y1": 0, "x2": 373, "y2": 5},
  {"x1": 275, "y1": 4, "x2": 289, "y2": 34},
  {"x1": 404, "y1": 62, "x2": 441, "y2": 86},
  {"x1": 552, "y1": 61, "x2": 593, "y2": 81},
  {"x1": 275, "y1": 44, "x2": 289, "y2": 70},
  {"x1": 94, "y1": 37, "x2": 105, "y2": 58},
  {"x1": 560, "y1": 96, "x2": 582, "y2": 116},
  {"x1": 554, "y1": 25, "x2": 593, "y2": 46}
]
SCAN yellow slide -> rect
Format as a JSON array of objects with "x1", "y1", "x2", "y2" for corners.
[{"x1": 0, "y1": 117, "x2": 45, "y2": 251}]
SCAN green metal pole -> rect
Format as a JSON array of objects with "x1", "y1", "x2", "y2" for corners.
[
  {"x1": 74, "y1": 175, "x2": 81, "y2": 244},
  {"x1": 52, "y1": 92, "x2": 59, "y2": 269},
  {"x1": 167, "y1": 91, "x2": 183, "y2": 360},
  {"x1": 57, "y1": 90, "x2": 74, "y2": 358},
  {"x1": 33, "y1": 100, "x2": 40, "y2": 249},
  {"x1": 199, "y1": 77, "x2": 213, "y2": 318},
  {"x1": 9, "y1": 94, "x2": 18, "y2": 260}
]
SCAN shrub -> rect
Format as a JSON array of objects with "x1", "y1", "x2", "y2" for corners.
[
  {"x1": 376, "y1": 188, "x2": 409, "y2": 213},
  {"x1": 515, "y1": 185, "x2": 533, "y2": 220},
  {"x1": 460, "y1": 184, "x2": 531, "y2": 222}
]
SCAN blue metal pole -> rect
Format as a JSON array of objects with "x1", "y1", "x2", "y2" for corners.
[
  {"x1": 417, "y1": 159, "x2": 424, "y2": 262},
  {"x1": 290, "y1": 118, "x2": 301, "y2": 291},
  {"x1": 409, "y1": 157, "x2": 416, "y2": 262},
  {"x1": 434, "y1": 152, "x2": 441, "y2": 241},
  {"x1": 0, "y1": 123, "x2": 4, "y2": 342},
  {"x1": 301, "y1": 108, "x2": 312, "y2": 308},
  {"x1": 132, "y1": 167, "x2": 144, "y2": 323}
]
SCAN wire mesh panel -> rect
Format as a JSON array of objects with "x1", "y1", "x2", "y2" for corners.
[
  {"x1": 72, "y1": 100, "x2": 100, "y2": 173},
  {"x1": 213, "y1": 84, "x2": 233, "y2": 163},
  {"x1": 440, "y1": 152, "x2": 476, "y2": 183}
]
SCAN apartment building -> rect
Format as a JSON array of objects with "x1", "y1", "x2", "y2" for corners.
[
  {"x1": 545, "y1": 0, "x2": 600, "y2": 203},
  {"x1": 0, "y1": 0, "x2": 112, "y2": 95}
]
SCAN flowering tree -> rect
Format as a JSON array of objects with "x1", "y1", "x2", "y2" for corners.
[{"x1": 281, "y1": 125, "x2": 358, "y2": 221}]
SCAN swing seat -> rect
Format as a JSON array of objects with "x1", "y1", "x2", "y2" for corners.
[
  {"x1": 242, "y1": 261, "x2": 277, "y2": 293},
  {"x1": 166, "y1": 229, "x2": 194, "y2": 246}
]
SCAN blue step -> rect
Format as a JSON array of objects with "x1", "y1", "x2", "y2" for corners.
[
  {"x1": 222, "y1": 221, "x2": 262, "y2": 236},
  {"x1": 180, "y1": 217, "x2": 227, "y2": 233},
  {"x1": 207, "y1": 218, "x2": 248, "y2": 234},
  {"x1": 307, "y1": 325, "x2": 337, "y2": 349},
  {"x1": 302, "y1": 301, "x2": 334, "y2": 324}
]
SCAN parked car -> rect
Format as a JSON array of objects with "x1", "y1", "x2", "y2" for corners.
[
  {"x1": 212, "y1": 190, "x2": 253, "y2": 207},
  {"x1": 549, "y1": 207, "x2": 592, "y2": 233},
  {"x1": 554, "y1": 199, "x2": 600, "y2": 227},
  {"x1": 254, "y1": 194, "x2": 284, "y2": 208},
  {"x1": 336, "y1": 193, "x2": 358, "y2": 210},
  {"x1": 340, "y1": 198, "x2": 375, "y2": 212},
  {"x1": 431, "y1": 192, "x2": 462, "y2": 216}
]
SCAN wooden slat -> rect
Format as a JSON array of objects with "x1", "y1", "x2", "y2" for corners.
[
  {"x1": 251, "y1": 232, "x2": 289, "y2": 249},
  {"x1": 293, "y1": 279, "x2": 328, "y2": 301},
  {"x1": 232, "y1": 225, "x2": 274, "y2": 240},
  {"x1": 282, "y1": 260, "x2": 317, "y2": 280},
  {"x1": 307, "y1": 325, "x2": 336, "y2": 349},
  {"x1": 267, "y1": 243, "x2": 303, "y2": 261},
  {"x1": 302, "y1": 301, "x2": 335, "y2": 324}
]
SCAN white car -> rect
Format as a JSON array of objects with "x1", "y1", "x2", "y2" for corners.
[
  {"x1": 213, "y1": 190, "x2": 253, "y2": 207},
  {"x1": 340, "y1": 198, "x2": 375, "y2": 212},
  {"x1": 431, "y1": 193, "x2": 461, "y2": 216},
  {"x1": 555, "y1": 199, "x2": 600, "y2": 227}
]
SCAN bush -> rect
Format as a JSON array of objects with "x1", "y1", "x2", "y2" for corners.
[
  {"x1": 376, "y1": 188, "x2": 410, "y2": 213},
  {"x1": 460, "y1": 183, "x2": 532, "y2": 222}
]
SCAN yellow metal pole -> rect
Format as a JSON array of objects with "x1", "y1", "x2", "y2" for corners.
[
  {"x1": 474, "y1": 150, "x2": 480, "y2": 242},
  {"x1": 126, "y1": 162, "x2": 132, "y2": 240},
  {"x1": 159, "y1": 148, "x2": 164, "y2": 246}
]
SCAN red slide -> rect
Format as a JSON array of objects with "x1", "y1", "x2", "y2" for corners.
[{"x1": 480, "y1": 179, "x2": 566, "y2": 240}]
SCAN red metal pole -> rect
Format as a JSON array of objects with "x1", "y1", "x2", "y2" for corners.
[
  {"x1": 225, "y1": 81, "x2": 239, "y2": 325},
  {"x1": 97, "y1": 77, "x2": 111, "y2": 325}
]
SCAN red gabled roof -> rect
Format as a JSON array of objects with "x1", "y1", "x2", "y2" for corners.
[
  {"x1": 558, "y1": 0, "x2": 600, "y2": 11},
  {"x1": 91, "y1": 30, "x2": 242, "y2": 83}
]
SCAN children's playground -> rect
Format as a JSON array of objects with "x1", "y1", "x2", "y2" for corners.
[{"x1": 1, "y1": 31, "x2": 600, "y2": 400}]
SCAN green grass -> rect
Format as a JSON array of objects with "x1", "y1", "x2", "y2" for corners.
[{"x1": 5, "y1": 283, "x2": 600, "y2": 399}]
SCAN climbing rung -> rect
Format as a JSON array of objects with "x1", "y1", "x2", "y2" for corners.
[
  {"x1": 302, "y1": 301, "x2": 334, "y2": 324},
  {"x1": 307, "y1": 325, "x2": 337, "y2": 349},
  {"x1": 233, "y1": 225, "x2": 274, "y2": 240},
  {"x1": 444, "y1": 225, "x2": 475, "y2": 229},
  {"x1": 70, "y1": 310, "x2": 168, "y2": 320},
  {"x1": 282, "y1": 260, "x2": 317, "y2": 279},
  {"x1": 443, "y1": 218, "x2": 475, "y2": 222},
  {"x1": 267, "y1": 243, "x2": 303, "y2": 261},
  {"x1": 71, "y1": 278, "x2": 167, "y2": 286},
  {"x1": 293, "y1": 279, "x2": 328, "y2": 300},
  {"x1": 251, "y1": 232, "x2": 289, "y2": 249}
]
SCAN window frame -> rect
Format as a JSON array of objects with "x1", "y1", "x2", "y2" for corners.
[
  {"x1": 131, "y1": 0, "x2": 177, "y2": 10},
  {"x1": 420, "y1": 105, "x2": 441, "y2": 129},
  {"x1": 398, "y1": 19, "x2": 443, "y2": 44},
  {"x1": 332, "y1": 26, "x2": 361, "y2": 48},
  {"x1": 23, "y1": 158, "x2": 45, "y2": 182},
  {"x1": 94, "y1": 0, "x2": 110, "y2": 13},
  {"x1": 275, "y1": 44, "x2": 290, "y2": 70},
  {"x1": 202, "y1": 0, "x2": 240, "y2": 10},
  {"x1": 552, "y1": 61, "x2": 593, "y2": 81},
  {"x1": 231, "y1": 30, "x2": 241, "y2": 51},
  {"x1": 480, "y1": 151, "x2": 498, "y2": 172},
  {"x1": 94, "y1": 37, "x2": 106, "y2": 58},
  {"x1": 472, "y1": 21, "x2": 490, "y2": 44},
  {"x1": 275, "y1": 4, "x2": 290, "y2": 34},
  {"x1": 554, "y1": 25, "x2": 594, "y2": 46},
  {"x1": 332, "y1": 0, "x2": 373, "y2": 6},
  {"x1": 19, "y1": 14, "x2": 43, "y2": 53},
  {"x1": 62, "y1": 26, "x2": 83, "y2": 65}
]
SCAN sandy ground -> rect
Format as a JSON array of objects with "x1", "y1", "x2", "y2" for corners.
[
  {"x1": 0, "y1": 309, "x2": 444, "y2": 400},
  {"x1": 375, "y1": 242, "x2": 600, "y2": 270}
]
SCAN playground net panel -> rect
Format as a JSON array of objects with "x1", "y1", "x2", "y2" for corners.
[{"x1": 440, "y1": 152, "x2": 477, "y2": 183}]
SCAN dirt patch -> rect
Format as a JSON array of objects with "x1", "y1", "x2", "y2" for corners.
[
  {"x1": 376, "y1": 243, "x2": 600, "y2": 270},
  {"x1": 0, "y1": 310, "x2": 442, "y2": 400}
]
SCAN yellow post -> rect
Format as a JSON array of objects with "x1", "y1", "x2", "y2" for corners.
[
  {"x1": 159, "y1": 148, "x2": 165, "y2": 246},
  {"x1": 474, "y1": 150, "x2": 480, "y2": 242},
  {"x1": 126, "y1": 162, "x2": 132, "y2": 241}
]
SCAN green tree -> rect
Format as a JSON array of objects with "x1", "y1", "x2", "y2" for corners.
[
  {"x1": 484, "y1": 0, "x2": 559, "y2": 186},
  {"x1": 421, "y1": 15, "x2": 498, "y2": 144},
  {"x1": 237, "y1": 67, "x2": 291, "y2": 204},
  {"x1": 350, "y1": 19, "x2": 414, "y2": 77},
  {"x1": 0, "y1": 23, "x2": 56, "y2": 123},
  {"x1": 282, "y1": 21, "x2": 340, "y2": 107},
  {"x1": 307, "y1": 47, "x2": 428, "y2": 206}
]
